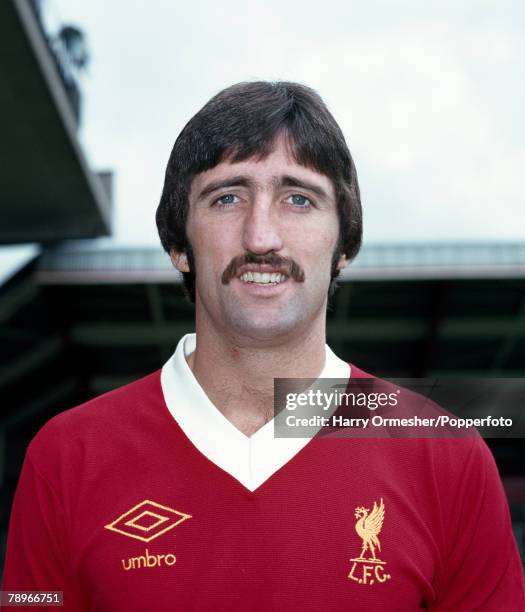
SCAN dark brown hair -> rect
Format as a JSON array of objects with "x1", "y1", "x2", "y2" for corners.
[{"x1": 156, "y1": 80, "x2": 362, "y2": 302}]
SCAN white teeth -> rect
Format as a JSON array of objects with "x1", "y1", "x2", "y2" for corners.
[{"x1": 239, "y1": 272, "x2": 286, "y2": 284}]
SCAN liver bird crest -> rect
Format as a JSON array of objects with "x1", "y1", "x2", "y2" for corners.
[{"x1": 354, "y1": 498, "x2": 385, "y2": 561}]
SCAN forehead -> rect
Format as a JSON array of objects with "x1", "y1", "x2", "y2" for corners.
[{"x1": 189, "y1": 137, "x2": 336, "y2": 202}]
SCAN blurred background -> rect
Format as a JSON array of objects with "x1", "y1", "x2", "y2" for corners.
[{"x1": 1, "y1": 0, "x2": 524, "y2": 574}]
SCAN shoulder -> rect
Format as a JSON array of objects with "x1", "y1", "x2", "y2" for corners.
[
  {"x1": 26, "y1": 371, "x2": 165, "y2": 465},
  {"x1": 338, "y1": 363, "x2": 498, "y2": 483}
]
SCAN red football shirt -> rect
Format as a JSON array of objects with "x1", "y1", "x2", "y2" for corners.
[{"x1": 2, "y1": 370, "x2": 524, "y2": 610}]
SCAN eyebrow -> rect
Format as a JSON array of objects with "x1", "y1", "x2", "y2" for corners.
[
  {"x1": 278, "y1": 175, "x2": 330, "y2": 200},
  {"x1": 195, "y1": 174, "x2": 331, "y2": 202},
  {"x1": 195, "y1": 176, "x2": 255, "y2": 201}
]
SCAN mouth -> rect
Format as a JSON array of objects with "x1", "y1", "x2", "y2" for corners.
[
  {"x1": 236, "y1": 266, "x2": 289, "y2": 287},
  {"x1": 238, "y1": 271, "x2": 288, "y2": 286}
]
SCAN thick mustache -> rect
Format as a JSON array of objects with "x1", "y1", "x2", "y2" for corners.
[{"x1": 221, "y1": 252, "x2": 305, "y2": 284}]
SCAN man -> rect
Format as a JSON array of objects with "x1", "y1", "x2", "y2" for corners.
[{"x1": 3, "y1": 81, "x2": 524, "y2": 610}]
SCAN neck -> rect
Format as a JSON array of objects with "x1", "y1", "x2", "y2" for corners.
[{"x1": 187, "y1": 317, "x2": 327, "y2": 436}]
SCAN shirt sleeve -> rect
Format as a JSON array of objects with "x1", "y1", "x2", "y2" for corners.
[
  {"x1": 430, "y1": 436, "x2": 525, "y2": 611},
  {"x1": 1, "y1": 451, "x2": 85, "y2": 611}
]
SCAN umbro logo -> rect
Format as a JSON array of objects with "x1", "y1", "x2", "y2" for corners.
[{"x1": 105, "y1": 499, "x2": 192, "y2": 543}]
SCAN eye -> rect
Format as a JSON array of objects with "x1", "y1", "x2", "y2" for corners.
[
  {"x1": 214, "y1": 193, "x2": 239, "y2": 207},
  {"x1": 287, "y1": 194, "x2": 312, "y2": 208}
]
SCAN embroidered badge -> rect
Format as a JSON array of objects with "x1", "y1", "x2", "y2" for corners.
[
  {"x1": 105, "y1": 499, "x2": 191, "y2": 543},
  {"x1": 348, "y1": 497, "x2": 391, "y2": 585}
]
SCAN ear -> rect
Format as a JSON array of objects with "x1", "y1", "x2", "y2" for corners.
[
  {"x1": 170, "y1": 249, "x2": 190, "y2": 273},
  {"x1": 336, "y1": 253, "x2": 349, "y2": 272}
]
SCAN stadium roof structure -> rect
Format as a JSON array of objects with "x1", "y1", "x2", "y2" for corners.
[{"x1": 0, "y1": 0, "x2": 111, "y2": 243}]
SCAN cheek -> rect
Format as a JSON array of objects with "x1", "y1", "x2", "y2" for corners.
[
  {"x1": 305, "y1": 223, "x2": 340, "y2": 257},
  {"x1": 190, "y1": 226, "x2": 234, "y2": 279},
  {"x1": 304, "y1": 225, "x2": 339, "y2": 280}
]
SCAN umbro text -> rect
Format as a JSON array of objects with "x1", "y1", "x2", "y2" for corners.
[{"x1": 121, "y1": 549, "x2": 176, "y2": 571}]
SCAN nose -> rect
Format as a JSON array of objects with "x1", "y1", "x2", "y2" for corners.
[{"x1": 241, "y1": 199, "x2": 284, "y2": 254}]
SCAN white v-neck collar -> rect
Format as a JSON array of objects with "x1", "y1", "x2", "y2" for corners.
[{"x1": 160, "y1": 333, "x2": 351, "y2": 492}]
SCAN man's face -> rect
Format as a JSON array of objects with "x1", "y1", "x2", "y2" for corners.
[{"x1": 172, "y1": 135, "x2": 348, "y2": 342}]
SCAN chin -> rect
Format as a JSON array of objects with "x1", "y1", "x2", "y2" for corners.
[{"x1": 228, "y1": 312, "x2": 303, "y2": 341}]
